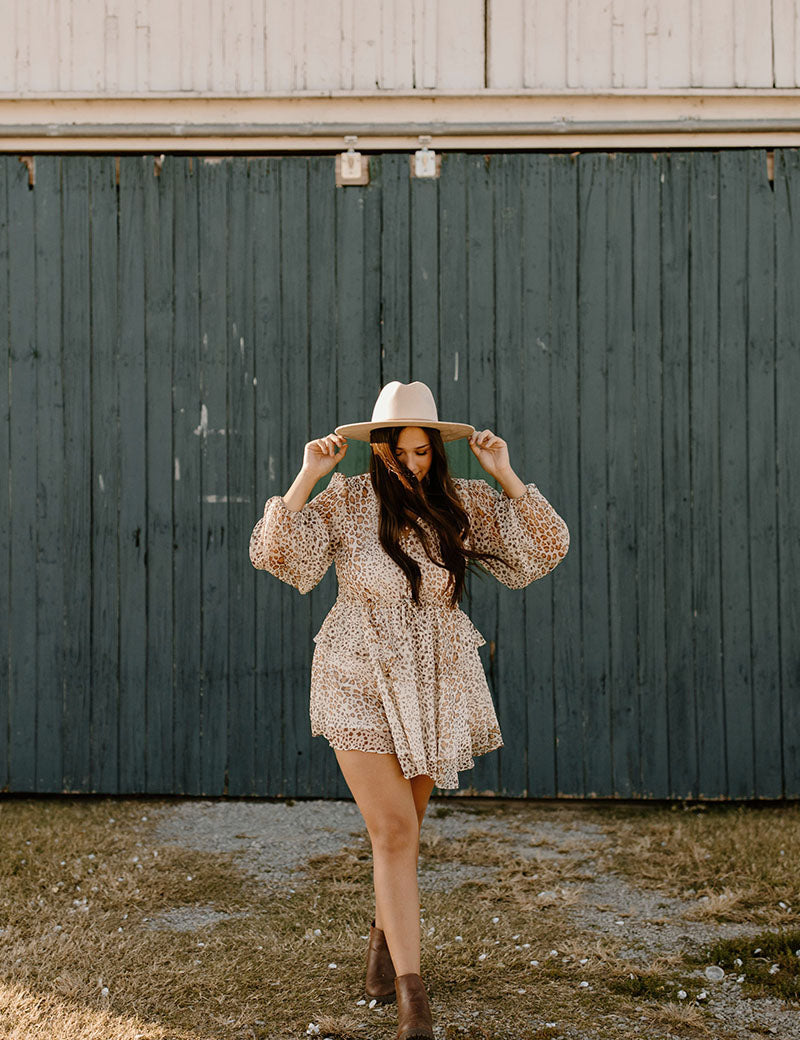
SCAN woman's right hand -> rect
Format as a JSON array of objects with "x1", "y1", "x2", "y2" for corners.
[{"x1": 302, "y1": 433, "x2": 348, "y2": 480}]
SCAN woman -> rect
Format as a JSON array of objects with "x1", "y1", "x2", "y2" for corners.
[{"x1": 249, "y1": 380, "x2": 570, "y2": 1040}]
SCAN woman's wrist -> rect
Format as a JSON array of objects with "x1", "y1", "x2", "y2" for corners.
[
  {"x1": 282, "y1": 467, "x2": 320, "y2": 511},
  {"x1": 495, "y1": 467, "x2": 527, "y2": 500}
]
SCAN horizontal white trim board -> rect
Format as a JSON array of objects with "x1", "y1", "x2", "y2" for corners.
[{"x1": 2, "y1": 91, "x2": 800, "y2": 150}]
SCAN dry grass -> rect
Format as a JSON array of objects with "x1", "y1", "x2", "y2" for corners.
[
  {"x1": 0, "y1": 796, "x2": 795, "y2": 1040},
  {"x1": 597, "y1": 802, "x2": 800, "y2": 927}
]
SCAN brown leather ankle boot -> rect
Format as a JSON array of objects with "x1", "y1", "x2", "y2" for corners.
[
  {"x1": 394, "y1": 972, "x2": 434, "y2": 1040},
  {"x1": 365, "y1": 918, "x2": 396, "y2": 1003}
]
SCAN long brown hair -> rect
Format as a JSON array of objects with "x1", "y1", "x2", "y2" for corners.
[{"x1": 368, "y1": 426, "x2": 513, "y2": 608}]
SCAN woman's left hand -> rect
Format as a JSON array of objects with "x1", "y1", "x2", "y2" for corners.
[{"x1": 468, "y1": 429, "x2": 511, "y2": 478}]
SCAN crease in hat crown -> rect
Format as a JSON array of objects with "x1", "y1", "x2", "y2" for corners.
[{"x1": 334, "y1": 380, "x2": 475, "y2": 443}]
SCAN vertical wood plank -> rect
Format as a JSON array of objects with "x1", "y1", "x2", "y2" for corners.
[
  {"x1": 136, "y1": 4, "x2": 149, "y2": 105},
  {"x1": 632, "y1": 153, "x2": 668, "y2": 797},
  {"x1": 487, "y1": 0, "x2": 524, "y2": 89},
  {"x1": 746, "y1": 149, "x2": 782, "y2": 798},
  {"x1": 252, "y1": 157, "x2": 285, "y2": 796},
  {"x1": 265, "y1": 0, "x2": 294, "y2": 91},
  {"x1": 438, "y1": 152, "x2": 468, "y2": 452},
  {"x1": 57, "y1": 0, "x2": 73, "y2": 91},
  {"x1": 382, "y1": 0, "x2": 415, "y2": 89},
  {"x1": 250, "y1": 0, "x2": 266, "y2": 92},
  {"x1": 115, "y1": 0, "x2": 139, "y2": 92},
  {"x1": 437, "y1": 150, "x2": 474, "y2": 663},
  {"x1": 525, "y1": 0, "x2": 568, "y2": 88},
  {"x1": 612, "y1": 0, "x2": 646, "y2": 87},
  {"x1": 0, "y1": 160, "x2": 10, "y2": 790},
  {"x1": 281, "y1": 157, "x2": 313, "y2": 795},
  {"x1": 494, "y1": 155, "x2": 527, "y2": 796},
  {"x1": 149, "y1": 0, "x2": 181, "y2": 90},
  {"x1": 772, "y1": 0, "x2": 798, "y2": 87},
  {"x1": 465, "y1": 153, "x2": 500, "y2": 794},
  {"x1": 521, "y1": 153, "x2": 557, "y2": 798},
  {"x1": 118, "y1": 156, "x2": 148, "y2": 793},
  {"x1": 227, "y1": 156, "x2": 256, "y2": 796},
  {"x1": 305, "y1": 0, "x2": 341, "y2": 90},
  {"x1": 775, "y1": 148, "x2": 800, "y2": 796},
  {"x1": 308, "y1": 154, "x2": 347, "y2": 799},
  {"x1": 291, "y1": 0, "x2": 307, "y2": 90},
  {"x1": 341, "y1": 0, "x2": 355, "y2": 90},
  {"x1": 89, "y1": 155, "x2": 120, "y2": 793},
  {"x1": 437, "y1": 0, "x2": 484, "y2": 87},
  {"x1": 7, "y1": 154, "x2": 37, "y2": 792},
  {"x1": 661, "y1": 152, "x2": 698, "y2": 797},
  {"x1": 351, "y1": 0, "x2": 381, "y2": 89},
  {"x1": 34, "y1": 156, "x2": 65, "y2": 792},
  {"x1": 105, "y1": 1, "x2": 120, "y2": 93},
  {"x1": 689, "y1": 151, "x2": 726, "y2": 797},
  {"x1": 0, "y1": 3, "x2": 15, "y2": 92},
  {"x1": 27, "y1": 0, "x2": 57, "y2": 91},
  {"x1": 197, "y1": 158, "x2": 230, "y2": 796},
  {"x1": 656, "y1": 0, "x2": 691, "y2": 88},
  {"x1": 606, "y1": 153, "x2": 639, "y2": 796},
  {"x1": 61, "y1": 156, "x2": 92, "y2": 792},
  {"x1": 66, "y1": 0, "x2": 105, "y2": 90},
  {"x1": 550, "y1": 153, "x2": 583, "y2": 797},
  {"x1": 144, "y1": 155, "x2": 176, "y2": 793},
  {"x1": 409, "y1": 159, "x2": 438, "y2": 388},
  {"x1": 413, "y1": 0, "x2": 437, "y2": 88},
  {"x1": 718, "y1": 150, "x2": 754, "y2": 799},
  {"x1": 733, "y1": 0, "x2": 774, "y2": 87},
  {"x1": 13, "y1": 0, "x2": 30, "y2": 93},
  {"x1": 643, "y1": 0, "x2": 659, "y2": 87},
  {"x1": 173, "y1": 156, "x2": 203, "y2": 794},
  {"x1": 380, "y1": 154, "x2": 411, "y2": 380},
  {"x1": 694, "y1": 0, "x2": 735, "y2": 87},
  {"x1": 568, "y1": 0, "x2": 613, "y2": 88},
  {"x1": 578, "y1": 153, "x2": 611, "y2": 796}
]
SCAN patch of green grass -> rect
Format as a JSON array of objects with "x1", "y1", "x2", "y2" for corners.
[
  {"x1": 610, "y1": 966, "x2": 705, "y2": 1007},
  {"x1": 687, "y1": 928, "x2": 800, "y2": 1001}
]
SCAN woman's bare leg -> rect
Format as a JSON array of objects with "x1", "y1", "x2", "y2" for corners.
[
  {"x1": 371, "y1": 773, "x2": 435, "y2": 929},
  {"x1": 334, "y1": 749, "x2": 432, "y2": 977}
]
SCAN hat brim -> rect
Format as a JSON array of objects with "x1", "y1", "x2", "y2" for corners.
[{"x1": 334, "y1": 420, "x2": 475, "y2": 443}]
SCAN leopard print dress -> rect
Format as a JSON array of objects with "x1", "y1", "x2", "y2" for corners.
[{"x1": 249, "y1": 470, "x2": 569, "y2": 790}]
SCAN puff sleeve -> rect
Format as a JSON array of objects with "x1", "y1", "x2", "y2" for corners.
[
  {"x1": 460, "y1": 477, "x2": 570, "y2": 589},
  {"x1": 249, "y1": 470, "x2": 347, "y2": 594}
]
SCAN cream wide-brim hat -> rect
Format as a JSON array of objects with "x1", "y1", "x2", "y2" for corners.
[{"x1": 334, "y1": 380, "x2": 475, "y2": 443}]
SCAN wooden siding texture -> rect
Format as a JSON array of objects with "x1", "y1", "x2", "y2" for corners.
[
  {"x1": 0, "y1": 150, "x2": 798, "y2": 798},
  {"x1": 2, "y1": 0, "x2": 799, "y2": 95}
]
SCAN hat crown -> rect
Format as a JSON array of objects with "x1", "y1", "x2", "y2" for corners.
[{"x1": 370, "y1": 380, "x2": 439, "y2": 424}]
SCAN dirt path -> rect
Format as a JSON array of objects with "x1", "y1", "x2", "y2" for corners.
[{"x1": 148, "y1": 797, "x2": 800, "y2": 1039}]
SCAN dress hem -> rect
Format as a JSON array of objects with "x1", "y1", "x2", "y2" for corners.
[{"x1": 312, "y1": 728, "x2": 505, "y2": 790}]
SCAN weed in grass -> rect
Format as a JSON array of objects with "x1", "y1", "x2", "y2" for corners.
[
  {"x1": 639, "y1": 999, "x2": 714, "y2": 1037},
  {"x1": 687, "y1": 928, "x2": 800, "y2": 1002}
]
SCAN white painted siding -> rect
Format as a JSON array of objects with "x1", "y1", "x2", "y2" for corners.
[{"x1": 1, "y1": 0, "x2": 798, "y2": 95}]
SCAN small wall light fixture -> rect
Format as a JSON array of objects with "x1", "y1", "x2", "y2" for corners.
[
  {"x1": 410, "y1": 135, "x2": 440, "y2": 179},
  {"x1": 336, "y1": 135, "x2": 370, "y2": 186}
]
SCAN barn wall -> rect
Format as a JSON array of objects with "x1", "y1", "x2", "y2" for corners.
[
  {"x1": 2, "y1": 0, "x2": 799, "y2": 95},
  {"x1": 1, "y1": 150, "x2": 798, "y2": 799}
]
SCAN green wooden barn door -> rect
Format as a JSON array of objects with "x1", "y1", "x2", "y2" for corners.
[{"x1": 0, "y1": 151, "x2": 797, "y2": 798}]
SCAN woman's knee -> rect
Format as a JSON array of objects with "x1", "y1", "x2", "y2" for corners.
[{"x1": 368, "y1": 810, "x2": 419, "y2": 855}]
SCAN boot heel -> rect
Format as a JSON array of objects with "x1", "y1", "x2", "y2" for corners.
[
  {"x1": 365, "y1": 918, "x2": 397, "y2": 1003},
  {"x1": 394, "y1": 972, "x2": 434, "y2": 1040}
]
